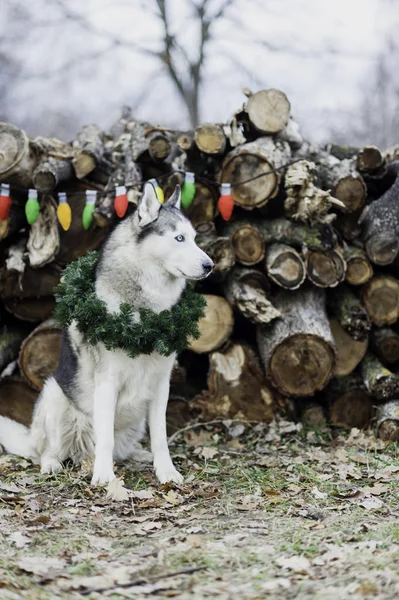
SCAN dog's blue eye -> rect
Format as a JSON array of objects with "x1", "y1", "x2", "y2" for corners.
[{"x1": 175, "y1": 235, "x2": 185, "y2": 242}]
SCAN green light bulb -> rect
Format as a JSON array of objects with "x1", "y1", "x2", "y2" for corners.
[
  {"x1": 181, "y1": 172, "x2": 196, "y2": 209},
  {"x1": 83, "y1": 190, "x2": 96, "y2": 230},
  {"x1": 25, "y1": 190, "x2": 40, "y2": 224}
]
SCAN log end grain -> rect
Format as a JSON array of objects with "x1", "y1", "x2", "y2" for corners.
[
  {"x1": 362, "y1": 276, "x2": 399, "y2": 326},
  {"x1": 305, "y1": 249, "x2": 346, "y2": 288},
  {"x1": 329, "y1": 318, "x2": 368, "y2": 377},
  {"x1": 189, "y1": 295, "x2": 234, "y2": 354},
  {"x1": 231, "y1": 225, "x2": 265, "y2": 266},
  {"x1": 246, "y1": 89, "x2": 291, "y2": 134},
  {"x1": 269, "y1": 333, "x2": 335, "y2": 397}
]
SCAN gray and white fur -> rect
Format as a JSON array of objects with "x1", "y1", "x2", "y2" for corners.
[{"x1": 0, "y1": 184, "x2": 213, "y2": 485}]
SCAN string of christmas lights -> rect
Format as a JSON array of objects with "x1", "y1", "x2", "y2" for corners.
[{"x1": 0, "y1": 158, "x2": 301, "y2": 228}]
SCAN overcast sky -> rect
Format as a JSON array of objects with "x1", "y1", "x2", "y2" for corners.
[{"x1": 1, "y1": 0, "x2": 395, "y2": 144}]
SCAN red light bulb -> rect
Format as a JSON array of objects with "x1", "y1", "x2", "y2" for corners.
[
  {"x1": 218, "y1": 183, "x2": 234, "y2": 221},
  {"x1": 114, "y1": 185, "x2": 128, "y2": 218}
]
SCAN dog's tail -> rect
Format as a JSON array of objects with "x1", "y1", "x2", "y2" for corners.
[{"x1": 0, "y1": 416, "x2": 36, "y2": 459}]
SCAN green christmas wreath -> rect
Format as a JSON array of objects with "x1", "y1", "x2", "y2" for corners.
[{"x1": 54, "y1": 251, "x2": 206, "y2": 358}]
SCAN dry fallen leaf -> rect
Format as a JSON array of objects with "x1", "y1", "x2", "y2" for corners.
[
  {"x1": 106, "y1": 478, "x2": 130, "y2": 502},
  {"x1": 186, "y1": 534, "x2": 204, "y2": 548},
  {"x1": 10, "y1": 532, "x2": 31, "y2": 548},
  {"x1": 359, "y1": 497, "x2": 384, "y2": 510},
  {"x1": 311, "y1": 487, "x2": 328, "y2": 500},
  {"x1": 17, "y1": 556, "x2": 66, "y2": 580},
  {"x1": 362, "y1": 483, "x2": 388, "y2": 496},
  {"x1": 276, "y1": 555, "x2": 311, "y2": 572},
  {"x1": 200, "y1": 447, "x2": 219, "y2": 460},
  {"x1": 163, "y1": 490, "x2": 180, "y2": 505}
]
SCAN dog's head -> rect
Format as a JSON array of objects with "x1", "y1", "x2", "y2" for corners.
[{"x1": 133, "y1": 183, "x2": 214, "y2": 280}]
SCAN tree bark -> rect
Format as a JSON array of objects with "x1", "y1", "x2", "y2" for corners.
[
  {"x1": 222, "y1": 137, "x2": 291, "y2": 209},
  {"x1": 264, "y1": 243, "x2": 306, "y2": 289},
  {"x1": 192, "y1": 343, "x2": 275, "y2": 422},
  {"x1": 18, "y1": 319, "x2": 62, "y2": 391},
  {"x1": 195, "y1": 222, "x2": 235, "y2": 277},
  {"x1": 317, "y1": 154, "x2": 367, "y2": 213},
  {"x1": 328, "y1": 284, "x2": 371, "y2": 340},
  {"x1": 27, "y1": 194, "x2": 60, "y2": 268},
  {"x1": 359, "y1": 170, "x2": 399, "y2": 265},
  {"x1": 0, "y1": 122, "x2": 37, "y2": 187},
  {"x1": 0, "y1": 377, "x2": 38, "y2": 427},
  {"x1": 32, "y1": 157, "x2": 74, "y2": 192},
  {"x1": 327, "y1": 375, "x2": 374, "y2": 429},
  {"x1": 371, "y1": 328, "x2": 399, "y2": 365},
  {"x1": 361, "y1": 275, "x2": 399, "y2": 326},
  {"x1": 343, "y1": 245, "x2": 373, "y2": 286},
  {"x1": 375, "y1": 401, "x2": 399, "y2": 441},
  {"x1": 256, "y1": 217, "x2": 339, "y2": 250},
  {"x1": 194, "y1": 123, "x2": 226, "y2": 154},
  {"x1": 257, "y1": 286, "x2": 336, "y2": 396},
  {"x1": 360, "y1": 353, "x2": 399, "y2": 400},
  {"x1": 222, "y1": 220, "x2": 265, "y2": 266},
  {"x1": 284, "y1": 160, "x2": 344, "y2": 223},
  {"x1": 73, "y1": 124, "x2": 105, "y2": 179},
  {"x1": 329, "y1": 318, "x2": 368, "y2": 376},
  {"x1": 223, "y1": 266, "x2": 280, "y2": 324},
  {"x1": 189, "y1": 295, "x2": 234, "y2": 354}
]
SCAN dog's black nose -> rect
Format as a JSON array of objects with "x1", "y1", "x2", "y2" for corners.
[{"x1": 202, "y1": 260, "x2": 214, "y2": 273}]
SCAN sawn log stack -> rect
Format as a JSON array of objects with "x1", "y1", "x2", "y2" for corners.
[{"x1": 1, "y1": 88, "x2": 399, "y2": 441}]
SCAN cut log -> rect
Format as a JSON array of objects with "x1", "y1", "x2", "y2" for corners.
[
  {"x1": 375, "y1": 401, "x2": 399, "y2": 441},
  {"x1": 298, "y1": 401, "x2": 327, "y2": 428},
  {"x1": 189, "y1": 295, "x2": 234, "y2": 354},
  {"x1": 221, "y1": 137, "x2": 291, "y2": 209},
  {"x1": 0, "y1": 326, "x2": 26, "y2": 372},
  {"x1": 245, "y1": 89, "x2": 291, "y2": 134},
  {"x1": 335, "y1": 210, "x2": 362, "y2": 242},
  {"x1": 361, "y1": 275, "x2": 399, "y2": 326},
  {"x1": 18, "y1": 319, "x2": 62, "y2": 390},
  {"x1": 318, "y1": 154, "x2": 367, "y2": 213},
  {"x1": 169, "y1": 178, "x2": 217, "y2": 226},
  {"x1": 326, "y1": 375, "x2": 374, "y2": 429},
  {"x1": 359, "y1": 170, "x2": 399, "y2": 265},
  {"x1": 4, "y1": 297, "x2": 56, "y2": 322},
  {"x1": 329, "y1": 318, "x2": 368, "y2": 376},
  {"x1": 73, "y1": 124, "x2": 105, "y2": 179},
  {"x1": 357, "y1": 146, "x2": 384, "y2": 172},
  {"x1": 0, "y1": 377, "x2": 38, "y2": 428},
  {"x1": 328, "y1": 284, "x2": 371, "y2": 340},
  {"x1": 192, "y1": 343, "x2": 275, "y2": 422},
  {"x1": 257, "y1": 286, "x2": 336, "y2": 397},
  {"x1": 32, "y1": 157, "x2": 74, "y2": 192},
  {"x1": 222, "y1": 220, "x2": 265, "y2": 266},
  {"x1": 304, "y1": 247, "x2": 346, "y2": 288},
  {"x1": 195, "y1": 222, "x2": 234, "y2": 277},
  {"x1": 146, "y1": 129, "x2": 172, "y2": 161},
  {"x1": 284, "y1": 160, "x2": 344, "y2": 223},
  {"x1": 223, "y1": 266, "x2": 280, "y2": 324},
  {"x1": 360, "y1": 353, "x2": 399, "y2": 400},
  {"x1": 27, "y1": 194, "x2": 60, "y2": 268},
  {"x1": 371, "y1": 328, "x2": 399, "y2": 365},
  {"x1": 0, "y1": 263, "x2": 61, "y2": 299},
  {"x1": 194, "y1": 123, "x2": 226, "y2": 154},
  {"x1": 343, "y1": 245, "x2": 373, "y2": 286},
  {"x1": 265, "y1": 243, "x2": 305, "y2": 289},
  {"x1": 0, "y1": 122, "x2": 37, "y2": 187}
]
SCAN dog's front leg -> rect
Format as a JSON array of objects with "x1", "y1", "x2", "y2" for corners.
[
  {"x1": 149, "y1": 376, "x2": 183, "y2": 485},
  {"x1": 91, "y1": 371, "x2": 117, "y2": 485}
]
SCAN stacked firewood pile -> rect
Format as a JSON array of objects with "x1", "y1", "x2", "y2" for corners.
[{"x1": 1, "y1": 88, "x2": 399, "y2": 441}]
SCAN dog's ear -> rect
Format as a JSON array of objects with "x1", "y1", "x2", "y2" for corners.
[
  {"x1": 137, "y1": 182, "x2": 161, "y2": 227},
  {"x1": 164, "y1": 185, "x2": 181, "y2": 210}
]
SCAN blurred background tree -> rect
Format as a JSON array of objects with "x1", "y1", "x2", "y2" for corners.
[{"x1": 0, "y1": 0, "x2": 395, "y2": 146}]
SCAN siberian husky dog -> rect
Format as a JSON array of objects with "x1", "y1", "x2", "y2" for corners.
[{"x1": 0, "y1": 183, "x2": 213, "y2": 485}]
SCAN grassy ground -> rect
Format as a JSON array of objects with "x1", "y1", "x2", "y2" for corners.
[{"x1": 1, "y1": 419, "x2": 399, "y2": 599}]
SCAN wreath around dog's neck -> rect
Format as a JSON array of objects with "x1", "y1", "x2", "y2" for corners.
[{"x1": 54, "y1": 251, "x2": 206, "y2": 358}]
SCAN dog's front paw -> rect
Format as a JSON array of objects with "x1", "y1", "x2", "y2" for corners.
[
  {"x1": 41, "y1": 457, "x2": 62, "y2": 475},
  {"x1": 156, "y1": 466, "x2": 183, "y2": 485},
  {"x1": 91, "y1": 467, "x2": 116, "y2": 486}
]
